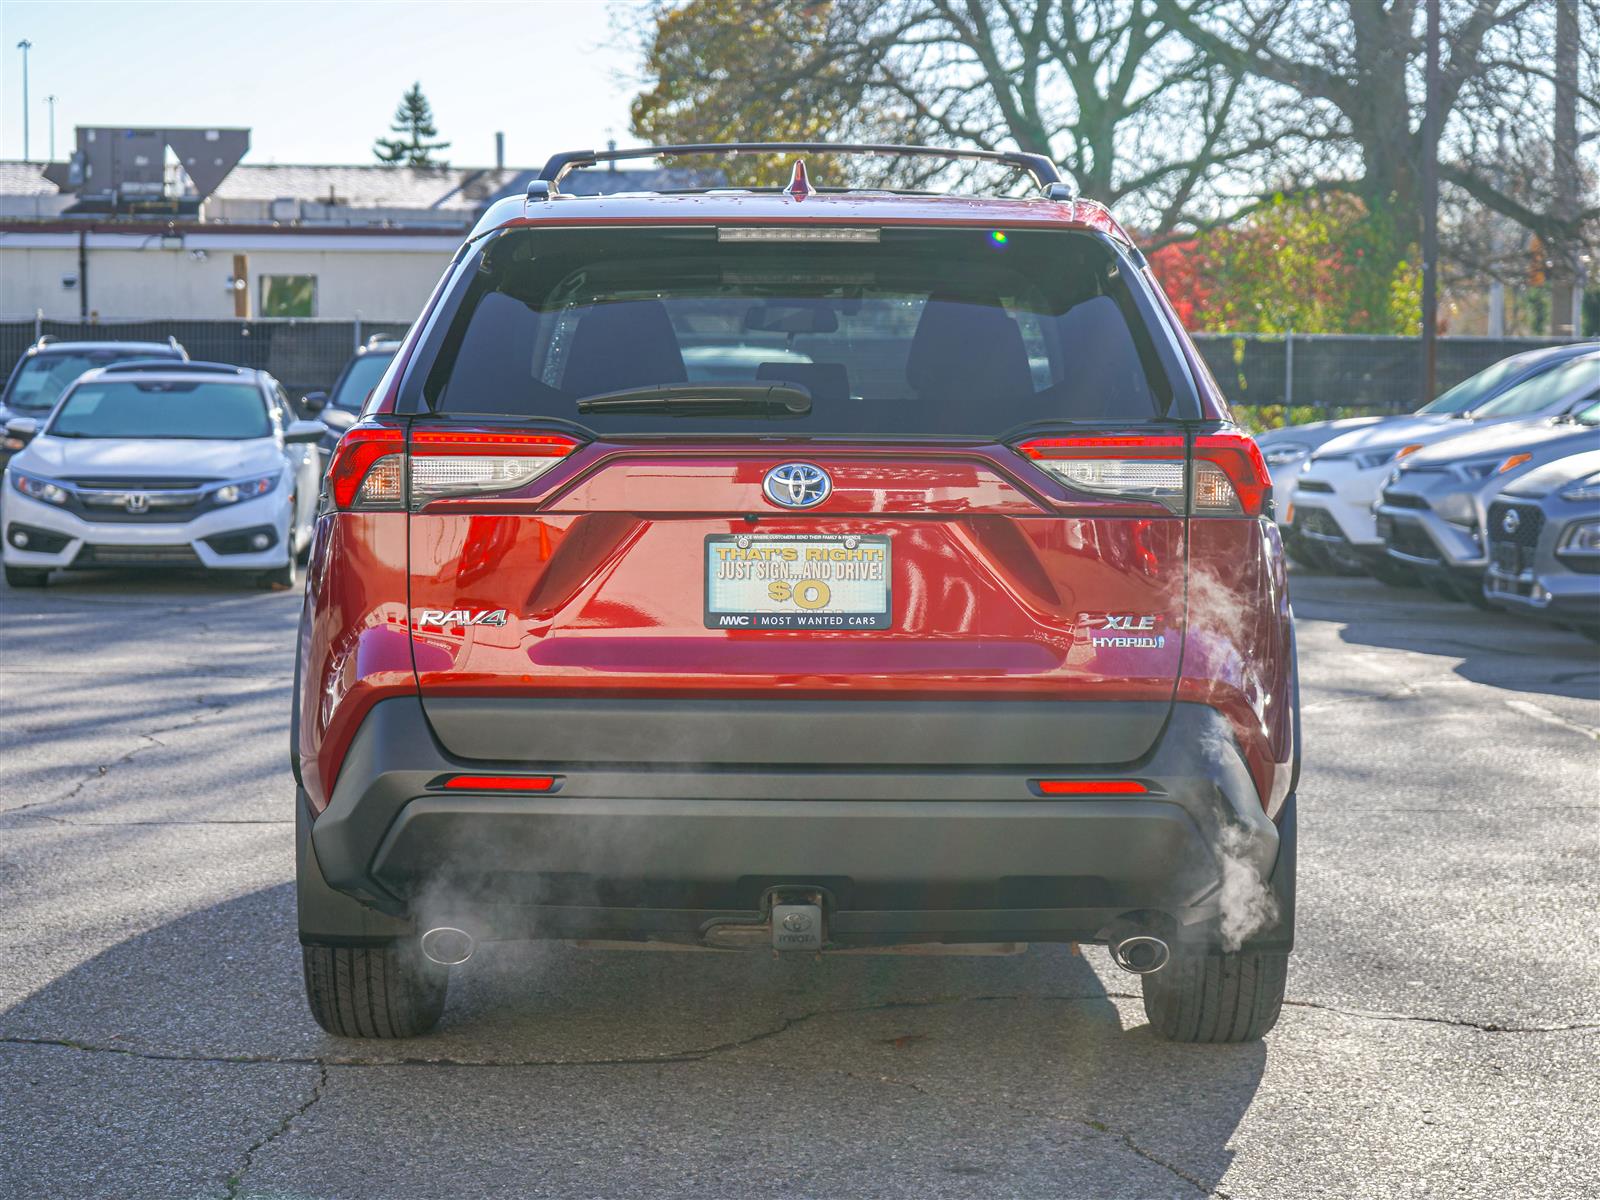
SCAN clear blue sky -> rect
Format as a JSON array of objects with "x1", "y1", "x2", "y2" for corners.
[{"x1": 0, "y1": 1, "x2": 643, "y2": 166}]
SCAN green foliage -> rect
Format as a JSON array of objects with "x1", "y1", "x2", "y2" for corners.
[
  {"x1": 629, "y1": 0, "x2": 856, "y2": 187},
  {"x1": 374, "y1": 83, "x2": 450, "y2": 168},
  {"x1": 1175, "y1": 194, "x2": 1421, "y2": 335}
]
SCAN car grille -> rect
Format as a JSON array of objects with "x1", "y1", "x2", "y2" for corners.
[
  {"x1": 1486, "y1": 501, "x2": 1543, "y2": 549},
  {"x1": 1293, "y1": 507, "x2": 1348, "y2": 544},
  {"x1": 1381, "y1": 490, "x2": 1430, "y2": 509},
  {"x1": 1378, "y1": 516, "x2": 1441, "y2": 563},
  {"x1": 75, "y1": 544, "x2": 201, "y2": 566},
  {"x1": 1295, "y1": 479, "x2": 1333, "y2": 494},
  {"x1": 64, "y1": 477, "x2": 217, "y2": 524}
]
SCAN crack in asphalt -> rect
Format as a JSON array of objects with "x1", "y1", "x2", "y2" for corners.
[
  {"x1": 1094, "y1": 991, "x2": 1600, "y2": 1034},
  {"x1": 1502, "y1": 697, "x2": 1600, "y2": 740},
  {"x1": 0, "y1": 701, "x2": 236, "y2": 818},
  {"x1": 222, "y1": 1063, "x2": 328, "y2": 1200}
]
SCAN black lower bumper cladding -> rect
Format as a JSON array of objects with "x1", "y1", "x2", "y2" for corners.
[{"x1": 300, "y1": 696, "x2": 1295, "y2": 954}]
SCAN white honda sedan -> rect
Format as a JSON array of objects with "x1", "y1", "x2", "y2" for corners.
[{"x1": 1, "y1": 361, "x2": 325, "y2": 589}]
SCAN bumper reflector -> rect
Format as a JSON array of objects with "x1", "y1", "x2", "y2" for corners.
[
  {"x1": 441, "y1": 774, "x2": 559, "y2": 793},
  {"x1": 1033, "y1": 779, "x2": 1148, "y2": 796}
]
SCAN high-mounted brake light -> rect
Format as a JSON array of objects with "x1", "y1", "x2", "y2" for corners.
[{"x1": 1017, "y1": 431, "x2": 1272, "y2": 517}]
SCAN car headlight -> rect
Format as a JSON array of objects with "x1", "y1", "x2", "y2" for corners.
[
  {"x1": 1449, "y1": 458, "x2": 1504, "y2": 482},
  {"x1": 1558, "y1": 520, "x2": 1600, "y2": 555},
  {"x1": 1558, "y1": 473, "x2": 1600, "y2": 502},
  {"x1": 11, "y1": 471, "x2": 70, "y2": 506},
  {"x1": 1354, "y1": 443, "x2": 1424, "y2": 471},
  {"x1": 1263, "y1": 442, "x2": 1309, "y2": 467},
  {"x1": 210, "y1": 472, "x2": 281, "y2": 505}
]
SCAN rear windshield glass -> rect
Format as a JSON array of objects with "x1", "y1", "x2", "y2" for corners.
[
  {"x1": 1472, "y1": 357, "x2": 1600, "y2": 419},
  {"x1": 419, "y1": 227, "x2": 1173, "y2": 435},
  {"x1": 48, "y1": 380, "x2": 270, "y2": 440},
  {"x1": 331, "y1": 352, "x2": 395, "y2": 411}
]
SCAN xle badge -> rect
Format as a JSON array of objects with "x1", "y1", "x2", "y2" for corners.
[
  {"x1": 1080, "y1": 612, "x2": 1166, "y2": 649},
  {"x1": 416, "y1": 609, "x2": 509, "y2": 629}
]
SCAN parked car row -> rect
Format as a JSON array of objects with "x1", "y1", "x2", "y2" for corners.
[
  {"x1": 0, "y1": 335, "x2": 394, "y2": 589},
  {"x1": 1262, "y1": 344, "x2": 1600, "y2": 639}
]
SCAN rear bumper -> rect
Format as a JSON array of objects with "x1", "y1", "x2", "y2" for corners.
[{"x1": 300, "y1": 697, "x2": 1293, "y2": 952}]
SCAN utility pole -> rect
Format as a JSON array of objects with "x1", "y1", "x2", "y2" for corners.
[
  {"x1": 1420, "y1": 0, "x2": 1439, "y2": 401},
  {"x1": 46, "y1": 95, "x2": 56, "y2": 160},
  {"x1": 1551, "y1": 0, "x2": 1580, "y2": 336},
  {"x1": 16, "y1": 39, "x2": 32, "y2": 161}
]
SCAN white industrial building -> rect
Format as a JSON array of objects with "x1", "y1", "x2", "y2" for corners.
[{"x1": 0, "y1": 128, "x2": 709, "y2": 323}]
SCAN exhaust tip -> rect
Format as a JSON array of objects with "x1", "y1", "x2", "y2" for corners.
[
  {"x1": 420, "y1": 926, "x2": 475, "y2": 966},
  {"x1": 1110, "y1": 934, "x2": 1170, "y2": 975}
]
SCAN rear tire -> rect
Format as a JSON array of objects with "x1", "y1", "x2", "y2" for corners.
[
  {"x1": 302, "y1": 943, "x2": 448, "y2": 1038},
  {"x1": 4, "y1": 566, "x2": 48, "y2": 588},
  {"x1": 1141, "y1": 950, "x2": 1288, "y2": 1043}
]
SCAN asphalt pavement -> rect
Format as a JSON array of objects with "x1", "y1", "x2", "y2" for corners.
[{"x1": 1, "y1": 568, "x2": 1596, "y2": 1199}]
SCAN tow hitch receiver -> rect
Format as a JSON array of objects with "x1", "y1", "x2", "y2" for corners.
[
  {"x1": 771, "y1": 900, "x2": 825, "y2": 951},
  {"x1": 771, "y1": 889, "x2": 832, "y2": 953}
]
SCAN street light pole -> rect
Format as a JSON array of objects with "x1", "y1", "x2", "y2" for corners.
[
  {"x1": 1420, "y1": 0, "x2": 1439, "y2": 401},
  {"x1": 16, "y1": 39, "x2": 32, "y2": 162},
  {"x1": 46, "y1": 95, "x2": 56, "y2": 160}
]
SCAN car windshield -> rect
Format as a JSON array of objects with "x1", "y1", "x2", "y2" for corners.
[
  {"x1": 421, "y1": 226, "x2": 1173, "y2": 434},
  {"x1": 48, "y1": 380, "x2": 271, "y2": 440},
  {"x1": 331, "y1": 352, "x2": 395, "y2": 410},
  {"x1": 5, "y1": 351, "x2": 174, "y2": 413},
  {"x1": 1472, "y1": 358, "x2": 1600, "y2": 419},
  {"x1": 1416, "y1": 356, "x2": 1531, "y2": 414}
]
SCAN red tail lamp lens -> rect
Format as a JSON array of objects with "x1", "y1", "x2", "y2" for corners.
[
  {"x1": 1034, "y1": 779, "x2": 1148, "y2": 796},
  {"x1": 1016, "y1": 432, "x2": 1272, "y2": 517},
  {"x1": 1192, "y1": 432, "x2": 1273, "y2": 517},
  {"x1": 327, "y1": 425, "x2": 405, "y2": 510},
  {"x1": 442, "y1": 775, "x2": 558, "y2": 792}
]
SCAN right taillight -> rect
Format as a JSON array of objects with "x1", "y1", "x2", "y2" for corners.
[
  {"x1": 1017, "y1": 431, "x2": 1272, "y2": 517},
  {"x1": 325, "y1": 424, "x2": 581, "y2": 511}
]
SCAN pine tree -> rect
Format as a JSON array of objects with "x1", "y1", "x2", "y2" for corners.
[{"x1": 373, "y1": 83, "x2": 451, "y2": 167}]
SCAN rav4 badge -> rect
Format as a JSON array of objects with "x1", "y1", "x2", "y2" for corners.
[{"x1": 416, "y1": 609, "x2": 510, "y2": 629}]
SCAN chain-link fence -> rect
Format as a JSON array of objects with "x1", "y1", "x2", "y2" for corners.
[
  {"x1": 1, "y1": 317, "x2": 1589, "y2": 419},
  {"x1": 1191, "y1": 332, "x2": 1590, "y2": 428},
  {"x1": 0, "y1": 317, "x2": 413, "y2": 400}
]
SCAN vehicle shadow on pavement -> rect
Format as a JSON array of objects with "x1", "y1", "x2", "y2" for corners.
[
  {"x1": 1291, "y1": 573, "x2": 1600, "y2": 702},
  {"x1": 1, "y1": 883, "x2": 1268, "y2": 1196}
]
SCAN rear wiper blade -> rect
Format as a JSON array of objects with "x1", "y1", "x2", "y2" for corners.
[{"x1": 576, "y1": 383, "x2": 812, "y2": 418}]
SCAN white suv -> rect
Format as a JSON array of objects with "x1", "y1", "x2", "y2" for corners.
[{"x1": 2, "y1": 362, "x2": 324, "y2": 589}]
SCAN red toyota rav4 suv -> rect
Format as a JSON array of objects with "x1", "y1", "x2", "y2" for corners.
[{"x1": 292, "y1": 144, "x2": 1297, "y2": 1042}]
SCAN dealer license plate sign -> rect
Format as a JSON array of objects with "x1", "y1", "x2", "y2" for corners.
[{"x1": 705, "y1": 534, "x2": 891, "y2": 630}]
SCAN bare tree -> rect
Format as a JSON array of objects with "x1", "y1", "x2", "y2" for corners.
[{"x1": 630, "y1": 0, "x2": 1293, "y2": 241}]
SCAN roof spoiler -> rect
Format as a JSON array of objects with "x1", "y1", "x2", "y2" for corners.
[
  {"x1": 530, "y1": 141, "x2": 1076, "y2": 201},
  {"x1": 100, "y1": 360, "x2": 246, "y2": 376}
]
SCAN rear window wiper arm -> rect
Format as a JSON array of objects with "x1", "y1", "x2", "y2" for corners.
[{"x1": 576, "y1": 383, "x2": 812, "y2": 418}]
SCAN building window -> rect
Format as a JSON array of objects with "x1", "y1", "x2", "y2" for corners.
[{"x1": 260, "y1": 274, "x2": 317, "y2": 318}]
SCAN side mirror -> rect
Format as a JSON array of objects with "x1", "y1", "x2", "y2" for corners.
[
  {"x1": 300, "y1": 390, "x2": 329, "y2": 415},
  {"x1": 3, "y1": 417, "x2": 39, "y2": 449},
  {"x1": 319, "y1": 407, "x2": 357, "y2": 432},
  {"x1": 284, "y1": 419, "x2": 327, "y2": 444}
]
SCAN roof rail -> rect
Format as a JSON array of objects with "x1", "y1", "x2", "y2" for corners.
[
  {"x1": 533, "y1": 142, "x2": 1075, "y2": 199},
  {"x1": 100, "y1": 360, "x2": 248, "y2": 376}
]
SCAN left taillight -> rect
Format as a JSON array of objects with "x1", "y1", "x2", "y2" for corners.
[
  {"x1": 1016, "y1": 431, "x2": 1272, "y2": 517},
  {"x1": 324, "y1": 424, "x2": 581, "y2": 511},
  {"x1": 327, "y1": 425, "x2": 406, "y2": 511},
  {"x1": 409, "y1": 428, "x2": 579, "y2": 502}
]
